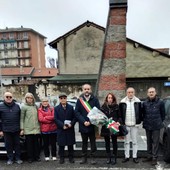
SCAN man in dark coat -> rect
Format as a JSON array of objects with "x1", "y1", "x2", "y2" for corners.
[
  {"x1": 142, "y1": 87, "x2": 165, "y2": 166},
  {"x1": 0, "y1": 92, "x2": 23, "y2": 165},
  {"x1": 54, "y1": 93, "x2": 76, "y2": 164},
  {"x1": 75, "y1": 84, "x2": 100, "y2": 165}
]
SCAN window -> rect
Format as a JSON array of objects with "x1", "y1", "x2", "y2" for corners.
[
  {"x1": 2, "y1": 33, "x2": 6, "y2": 39},
  {"x1": 5, "y1": 58, "x2": 9, "y2": 64},
  {"x1": 11, "y1": 43, "x2": 15, "y2": 49},
  {"x1": 9, "y1": 33, "x2": 14, "y2": 39},
  {"x1": 24, "y1": 41, "x2": 28, "y2": 48},
  {"x1": 4, "y1": 43, "x2": 7, "y2": 49},
  {"x1": 23, "y1": 32, "x2": 28, "y2": 39}
]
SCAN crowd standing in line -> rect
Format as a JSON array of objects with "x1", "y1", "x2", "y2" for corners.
[
  {"x1": 0, "y1": 85, "x2": 166, "y2": 167},
  {"x1": 119, "y1": 87, "x2": 142, "y2": 164},
  {"x1": 38, "y1": 97, "x2": 57, "y2": 161},
  {"x1": 54, "y1": 93, "x2": 76, "y2": 164}
]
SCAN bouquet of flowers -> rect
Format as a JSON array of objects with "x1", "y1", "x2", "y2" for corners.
[{"x1": 87, "y1": 107, "x2": 108, "y2": 127}]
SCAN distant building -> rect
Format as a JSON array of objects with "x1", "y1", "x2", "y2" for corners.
[
  {"x1": 49, "y1": 20, "x2": 170, "y2": 99},
  {"x1": 0, "y1": 26, "x2": 58, "y2": 85}
]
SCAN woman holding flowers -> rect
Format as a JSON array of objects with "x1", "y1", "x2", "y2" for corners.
[{"x1": 100, "y1": 93, "x2": 121, "y2": 165}]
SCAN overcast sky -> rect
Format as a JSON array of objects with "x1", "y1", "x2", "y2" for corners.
[{"x1": 1, "y1": 0, "x2": 170, "y2": 62}]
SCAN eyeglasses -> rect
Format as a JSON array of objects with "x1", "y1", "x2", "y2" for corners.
[
  {"x1": 6, "y1": 96, "x2": 12, "y2": 99},
  {"x1": 27, "y1": 97, "x2": 33, "y2": 99},
  {"x1": 60, "y1": 97, "x2": 67, "y2": 99}
]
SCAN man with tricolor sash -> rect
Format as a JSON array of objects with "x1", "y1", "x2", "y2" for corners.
[{"x1": 75, "y1": 84, "x2": 100, "y2": 165}]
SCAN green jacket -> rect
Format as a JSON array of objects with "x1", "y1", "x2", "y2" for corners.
[{"x1": 20, "y1": 103, "x2": 40, "y2": 135}]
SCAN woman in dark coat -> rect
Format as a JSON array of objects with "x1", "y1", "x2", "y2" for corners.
[
  {"x1": 54, "y1": 93, "x2": 77, "y2": 164},
  {"x1": 100, "y1": 93, "x2": 121, "y2": 165}
]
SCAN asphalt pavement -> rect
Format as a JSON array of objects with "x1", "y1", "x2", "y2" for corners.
[{"x1": 0, "y1": 125, "x2": 169, "y2": 169}]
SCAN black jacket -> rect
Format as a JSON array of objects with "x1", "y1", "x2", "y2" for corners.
[
  {"x1": 119, "y1": 102, "x2": 142, "y2": 125},
  {"x1": 75, "y1": 94, "x2": 100, "y2": 133},
  {"x1": 54, "y1": 103, "x2": 76, "y2": 146},
  {"x1": 142, "y1": 97, "x2": 165, "y2": 130},
  {"x1": 100, "y1": 103, "x2": 121, "y2": 136},
  {"x1": 0, "y1": 101, "x2": 21, "y2": 132}
]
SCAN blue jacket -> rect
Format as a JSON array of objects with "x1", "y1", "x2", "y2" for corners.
[
  {"x1": 0, "y1": 101, "x2": 21, "y2": 132},
  {"x1": 54, "y1": 103, "x2": 76, "y2": 146},
  {"x1": 142, "y1": 97, "x2": 165, "y2": 130},
  {"x1": 75, "y1": 94, "x2": 100, "y2": 133}
]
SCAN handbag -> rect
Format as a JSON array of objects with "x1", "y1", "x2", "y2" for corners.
[{"x1": 118, "y1": 125, "x2": 128, "y2": 136}]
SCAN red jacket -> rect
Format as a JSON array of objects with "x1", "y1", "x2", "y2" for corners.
[{"x1": 38, "y1": 105, "x2": 57, "y2": 133}]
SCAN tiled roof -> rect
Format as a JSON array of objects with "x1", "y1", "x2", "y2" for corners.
[
  {"x1": 32, "y1": 68, "x2": 58, "y2": 77},
  {"x1": 1, "y1": 67, "x2": 34, "y2": 76}
]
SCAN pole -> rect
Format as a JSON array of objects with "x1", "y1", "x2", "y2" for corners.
[{"x1": 0, "y1": 65, "x2": 3, "y2": 98}]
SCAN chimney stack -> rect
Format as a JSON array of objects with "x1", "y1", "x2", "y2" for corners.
[{"x1": 96, "y1": 0, "x2": 127, "y2": 103}]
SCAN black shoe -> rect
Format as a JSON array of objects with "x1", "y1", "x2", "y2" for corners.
[
  {"x1": 80, "y1": 157, "x2": 87, "y2": 164},
  {"x1": 151, "y1": 159, "x2": 157, "y2": 166},
  {"x1": 28, "y1": 159, "x2": 33, "y2": 163},
  {"x1": 69, "y1": 158, "x2": 75, "y2": 163},
  {"x1": 142, "y1": 157, "x2": 152, "y2": 162},
  {"x1": 90, "y1": 158, "x2": 96, "y2": 165},
  {"x1": 111, "y1": 157, "x2": 116, "y2": 165},
  {"x1": 133, "y1": 158, "x2": 139, "y2": 163},
  {"x1": 106, "y1": 157, "x2": 111, "y2": 164},
  {"x1": 122, "y1": 158, "x2": 129, "y2": 163},
  {"x1": 35, "y1": 158, "x2": 41, "y2": 162},
  {"x1": 59, "y1": 158, "x2": 64, "y2": 164}
]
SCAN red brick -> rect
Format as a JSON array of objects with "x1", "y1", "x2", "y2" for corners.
[
  {"x1": 98, "y1": 75, "x2": 126, "y2": 90},
  {"x1": 110, "y1": 8, "x2": 127, "y2": 17},
  {"x1": 110, "y1": 16, "x2": 126, "y2": 25}
]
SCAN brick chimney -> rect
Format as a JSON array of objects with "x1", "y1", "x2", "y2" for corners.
[{"x1": 96, "y1": 0, "x2": 127, "y2": 103}]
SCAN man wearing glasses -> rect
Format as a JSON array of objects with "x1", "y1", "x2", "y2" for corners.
[
  {"x1": 75, "y1": 84, "x2": 100, "y2": 165},
  {"x1": 0, "y1": 92, "x2": 23, "y2": 165}
]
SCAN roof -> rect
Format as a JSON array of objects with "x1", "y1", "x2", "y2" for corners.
[
  {"x1": 1, "y1": 67, "x2": 34, "y2": 76},
  {"x1": 0, "y1": 27, "x2": 46, "y2": 38},
  {"x1": 126, "y1": 38, "x2": 170, "y2": 78},
  {"x1": 1, "y1": 67, "x2": 58, "y2": 77},
  {"x1": 48, "y1": 20, "x2": 105, "y2": 48},
  {"x1": 32, "y1": 68, "x2": 58, "y2": 77},
  {"x1": 49, "y1": 74, "x2": 97, "y2": 83}
]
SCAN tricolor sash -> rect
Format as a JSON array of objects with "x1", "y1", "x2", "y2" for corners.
[{"x1": 79, "y1": 98, "x2": 92, "y2": 113}]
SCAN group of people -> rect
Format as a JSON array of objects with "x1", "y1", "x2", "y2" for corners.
[{"x1": 0, "y1": 84, "x2": 165, "y2": 167}]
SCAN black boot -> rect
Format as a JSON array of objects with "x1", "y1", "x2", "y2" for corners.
[
  {"x1": 80, "y1": 157, "x2": 87, "y2": 164},
  {"x1": 111, "y1": 155, "x2": 116, "y2": 165},
  {"x1": 106, "y1": 153, "x2": 111, "y2": 164}
]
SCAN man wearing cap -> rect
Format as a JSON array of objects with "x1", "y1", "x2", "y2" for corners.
[
  {"x1": 75, "y1": 84, "x2": 100, "y2": 165},
  {"x1": 54, "y1": 93, "x2": 77, "y2": 164}
]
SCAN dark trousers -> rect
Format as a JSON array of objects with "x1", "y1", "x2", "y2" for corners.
[
  {"x1": 58, "y1": 145, "x2": 74, "y2": 158},
  {"x1": 4, "y1": 131, "x2": 21, "y2": 161},
  {"x1": 81, "y1": 132, "x2": 96, "y2": 157},
  {"x1": 104, "y1": 134, "x2": 117, "y2": 156},
  {"x1": 145, "y1": 129, "x2": 160, "y2": 159},
  {"x1": 42, "y1": 133, "x2": 57, "y2": 157},
  {"x1": 25, "y1": 134, "x2": 40, "y2": 161}
]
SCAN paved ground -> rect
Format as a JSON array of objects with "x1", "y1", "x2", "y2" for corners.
[
  {"x1": 0, "y1": 125, "x2": 169, "y2": 169},
  {"x1": 0, "y1": 157, "x2": 169, "y2": 170}
]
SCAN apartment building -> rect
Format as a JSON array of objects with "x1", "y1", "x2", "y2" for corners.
[{"x1": 0, "y1": 26, "x2": 57, "y2": 86}]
